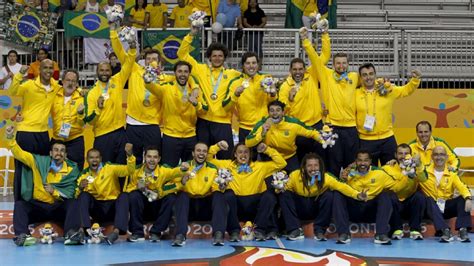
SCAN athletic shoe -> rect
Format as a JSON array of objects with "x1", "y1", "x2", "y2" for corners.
[
  {"x1": 374, "y1": 234, "x2": 392, "y2": 245},
  {"x1": 266, "y1": 231, "x2": 278, "y2": 240},
  {"x1": 14, "y1": 234, "x2": 36, "y2": 247},
  {"x1": 64, "y1": 230, "x2": 85, "y2": 245},
  {"x1": 106, "y1": 231, "x2": 119, "y2": 245},
  {"x1": 336, "y1": 233, "x2": 351, "y2": 244},
  {"x1": 127, "y1": 234, "x2": 145, "y2": 242},
  {"x1": 255, "y1": 230, "x2": 266, "y2": 241},
  {"x1": 287, "y1": 228, "x2": 304, "y2": 241},
  {"x1": 149, "y1": 232, "x2": 162, "y2": 242},
  {"x1": 391, "y1": 230, "x2": 404, "y2": 240},
  {"x1": 212, "y1": 231, "x2": 224, "y2": 246},
  {"x1": 440, "y1": 228, "x2": 454, "y2": 243},
  {"x1": 172, "y1": 234, "x2": 186, "y2": 247},
  {"x1": 229, "y1": 231, "x2": 240, "y2": 242},
  {"x1": 458, "y1": 228, "x2": 471, "y2": 243},
  {"x1": 314, "y1": 232, "x2": 327, "y2": 241},
  {"x1": 410, "y1": 230, "x2": 423, "y2": 240}
]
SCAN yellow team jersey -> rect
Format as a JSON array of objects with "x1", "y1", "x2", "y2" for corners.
[
  {"x1": 346, "y1": 166, "x2": 405, "y2": 201},
  {"x1": 146, "y1": 3, "x2": 168, "y2": 28},
  {"x1": 9, "y1": 140, "x2": 78, "y2": 204},
  {"x1": 170, "y1": 5, "x2": 192, "y2": 28},
  {"x1": 130, "y1": 8, "x2": 146, "y2": 28},
  {"x1": 223, "y1": 73, "x2": 277, "y2": 130},
  {"x1": 9, "y1": 74, "x2": 62, "y2": 132},
  {"x1": 303, "y1": 0, "x2": 317, "y2": 16},
  {"x1": 75, "y1": 156, "x2": 136, "y2": 200},
  {"x1": 207, "y1": 144, "x2": 286, "y2": 196},
  {"x1": 51, "y1": 89, "x2": 85, "y2": 141},
  {"x1": 124, "y1": 164, "x2": 184, "y2": 199},
  {"x1": 246, "y1": 116, "x2": 321, "y2": 159},
  {"x1": 355, "y1": 78, "x2": 420, "y2": 140},
  {"x1": 177, "y1": 34, "x2": 241, "y2": 124},
  {"x1": 409, "y1": 136, "x2": 460, "y2": 171},
  {"x1": 84, "y1": 48, "x2": 135, "y2": 137},
  {"x1": 418, "y1": 163, "x2": 471, "y2": 201},
  {"x1": 382, "y1": 163, "x2": 426, "y2": 201},
  {"x1": 146, "y1": 80, "x2": 202, "y2": 138},
  {"x1": 286, "y1": 170, "x2": 360, "y2": 199},
  {"x1": 181, "y1": 161, "x2": 220, "y2": 197}
]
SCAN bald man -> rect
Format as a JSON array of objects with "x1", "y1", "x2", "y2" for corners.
[
  {"x1": 8, "y1": 59, "x2": 63, "y2": 200},
  {"x1": 418, "y1": 146, "x2": 472, "y2": 243}
]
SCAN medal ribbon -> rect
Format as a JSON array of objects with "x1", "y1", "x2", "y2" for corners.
[{"x1": 210, "y1": 67, "x2": 224, "y2": 98}]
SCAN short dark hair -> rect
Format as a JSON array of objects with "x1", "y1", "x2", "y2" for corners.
[
  {"x1": 144, "y1": 145, "x2": 160, "y2": 156},
  {"x1": 62, "y1": 69, "x2": 79, "y2": 81},
  {"x1": 397, "y1": 143, "x2": 412, "y2": 154},
  {"x1": 232, "y1": 143, "x2": 252, "y2": 162},
  {"x1": 289, "y1": 58, "x2": 305, "y2": 69},
  {"x1": 87, "y1": 148, "x2": 101, "y2": 157},
  {"x1": 416, "y1": 120, "x2": 432, "y2": 132},
  {"x1": 50, "y1": 140, "x2": 66, "y2": 151},
  {"x1": 356, "y1": 149, "x2": 372, "y2": 160},
  {"x1": 194, "y1": 142, "x2": 209, "y2": 151},
  {"x1": 333, "y1": 52, "x2": 348, "y2": 62},
  {"x1": 359, "y1": 63, "x2": 376, "y2": 75},
  {"x1": 241, "y1": 52, "x2": 259, "y2": 66},
  {"x1": 37, "y1": 48, "x2": 50, "y2": 59},
  {"x1": 268, "y1": 100, "x2": 286, "y2": 111},
  {"x1": 173, "y1": 61, "x2": 192, "y2": 72},
  {"x1": 108, "y1": 52, "x2": 117, "y2": 60},
  {"x1": 144, "y1": 49, "x2": 161, "y2": 59},
  {"x1": 205, "y1": 42, "x2": 229, "y2": 59},
  {"x1": 7, "y1": 50, "x2": 18, "y2": 57}
]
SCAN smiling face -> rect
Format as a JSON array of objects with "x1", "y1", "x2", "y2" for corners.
[
  {"x1": 355, "y1": 152, "x2": 371, "y2": 174},
  {"x1": 304, "y1": 158, "x2": 320, "y2": 177},
  {"x1": 37, "y1": 49, "x2": 48, "y2": 61},
  {"x1": 360, "y1": 66, "x2": 376, "y2": 90},
  {"x1": 144, "y1": 149, "x2": 160, "y2": 171},
  {"x1": 333, "y1": 56, "x2": 348, "y2": 74},
  {"x1": 432, "y1": 146, "x2": 447, "y2": 168},
  {"x1": 416, "y1": 123, "x2": 432, "y2": 146},
  {"x1": 97, "y1": 63, "x2": 112, "y2": 83},
  {"x1": 234, "y1": 144, "x2": 250, "y2": 165},
  {"x1": 62, "y1": 71, "x2": 78, "y2": 96},
  {"x1": 268, "y1": 104, "x2": 284, "y2": 123},
  {"x1": 290, "y1": 62, "x2": 305, "y2": 83},
  {"x1": 40, "y1": 59, "x2": 54, "y2": 83},
  {"x1": 50, "y1": 143, "x2": 67, "y2": 165},
  {"x1": 175, "y1": 64, "x2": 190, "y2": 86},
  {"x1": 87, "y1": 150, "x2": 102, "y2": 171},
  {"x1": 193, "y1": 143, "x2": 208, "y2": 164},
  {"x1": 396, "y1": 146, "x2": 411, "y2": 163},
  {"x1": 209, "y1": 50, "x2": 225, "y2": 68},
  {"x1": 243, "y1": 56, "x2": 258, "y2": 77}
]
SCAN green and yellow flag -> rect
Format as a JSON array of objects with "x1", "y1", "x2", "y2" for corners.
[
  {"x1": 63, "y1": 10, "x2": 109, "y2": 39},
  {"x1": 48, "y1": 0, "x2": 60, "y2": 12},
  {"x1": 285, "y1": 0, "x2": 337, "y2": 29},
  {"x1": 144, "y1": 31, "x2": 201, "y2": 70}
]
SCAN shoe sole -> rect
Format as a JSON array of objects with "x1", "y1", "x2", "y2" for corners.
[
  {"x1": 287, "y1": 235, "x2": 304, "y2": 241},
  {"x1": 460, "y1": 238, "x2": 471, "y2": 243},
  {"x1": 410, "y1": 235, "x2": 424, "y2": 240},
  {"x1": 172, "y1": 241, "x2": 186, "y2": 247},
  {"x1": 149, "y1": 239, "x2": 160, "y2": 242},
  {"x1": 439, "y1": 237, "x2": 454, "y2": 243},
  {"x1": 336, "y1": 238, "x2": 351, "y2": 244},
  {"x1": 127, "y1": 238, "x2": 145, "y2": 242},
  {"x1": 213, "y1": 241, "x2": 224, "y2": 246},
  {"x1": 374, "y1": 240, "x2": 392, "y2": 245}
]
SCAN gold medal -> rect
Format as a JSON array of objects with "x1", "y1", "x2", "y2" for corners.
[
  {"x1": 101, "y1": 93, "x2": 109, "y2": 101},
  {"x1": 242, "y1": 79, "x2": 250, "y2": 88},
  {"x1": 210, "y1": 93, "x2": 218, "y2": 100},
  {"x1": 143, "y1": 99, "x2": 151, "y2": 107}
]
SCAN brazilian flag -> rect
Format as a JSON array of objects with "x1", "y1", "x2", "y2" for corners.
[
  {"x1": 48, "y1": 0, "x2": 60, "y2": 12},
  {"x1": 144, "y1": 31, "x2": 201, "y2": 70},
  {"x1": 63, "y1": 11, "x2": 109, "y2": 39}
]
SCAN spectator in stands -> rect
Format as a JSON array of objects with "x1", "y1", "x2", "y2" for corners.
[
  {"x1": 418, "y1": 146, "x2": 472, "y2": 243},
  {"x1": 146, "y1": 0, "x2": 168, "y2": 29},
  {"x1": 246, "y1": 100, "x2": 323, "y2": 173},
  {"x1": 280, "y1": 153, "x2": 366, "y2": 241},
  {"x1": 356, "y1": 64, "x2": 421, "y2": 166},
  {"x1": 108, "y1": 52, "x2": 121, "y2": 75},
  {"x1": 308, "y1": 30, "x2": 359, "y2": 177},
  {"x1": 5, "y1": 125, "x2": 80, "y2": 247},
  {"x1": 51, "y1": 69, "x2": 86, "y2": 170},
  {"x1": 177, "y1": 26, "x2": 241, "y2": 159},
  {"x1": 129, "y1": 0, "x2": 149, "y2": 29},
  {"x1": 302, "y1": 0, "x2": 317, "y2": 29},
  {"x1": 0, "y1": 50, "x2": 22, "y2": 90},
  {"x1": 172, "y1": 142, "x2": 226, "y2": 247},
  {"x1": 40, "y1": 0, "x2": 49, "y2": 12},
  {"x1": 28, "y1": 48, "x2": 60, "y2": 80},
  {"x1": 279, "y1": 34, "x2": 327, "y2": 163},
  {"x1": 55, "y1": 0, "x2": 78, "y2": 29},
  {"x1": 208, "y1": 141, "x2": 285, "y2": 242},
  {"x1": 222, "y1": 52, "x2": 276, "y2": 143},
  {"x1": 8, "y1": 61, "x2": 62, "y2": 201},
  {"x1": 101, "y1": 0, "x2": 114, "y2": 13},
  {"x1": 145, "y1": 61, "x2": 201, "y2": 167},
  {"x1": 75, "y1": 0, "x2": 100, "y2": 12},
  {"x1": 137, "y1": 46, "x2": 152, "y2": 67},
  {"x1": 83, "y1": 40, "x2": 135, "y2": 164},
  {"x1": 242, "y1": 0, "x2": 266, "y2": 59},
  {"x1": 125, "y1": 146, "x2": 189, "y2": 242},
  {"x1": 409, "y1": 121, "x2": 459, "y2": 171},
  {"x1": 68, "y1": 145, "x2": 135, "y2": 245},
  {"x1": 217, "y1": 0, "x2": 242, "y2": 50},
  {"x1": 170, "y1": 0, "x2": 192, "y2": 28}
]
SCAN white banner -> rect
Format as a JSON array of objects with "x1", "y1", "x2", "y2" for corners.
[{"x1": 84, "y1": 37, "x2": 140, "y2": 64}]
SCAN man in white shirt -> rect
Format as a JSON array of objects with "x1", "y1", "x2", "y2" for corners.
[{"x1": 0, "y1": 50, "x2": 22, "y2": 90}]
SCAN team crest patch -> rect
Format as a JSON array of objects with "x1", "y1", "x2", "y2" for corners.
[
  {"x1": 371, "y1": 178, "x2": 375, "y2": 184},
  {"x1": 284, "y1": 130, "x2": 290, "y2": 136},
  {"x1": 204, "y1": 176, "x2": 208, "y2": 182}
]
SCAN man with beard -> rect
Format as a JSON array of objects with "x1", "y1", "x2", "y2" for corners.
[
  {"x1": 307, "y1": 30, "x2": 359, "y2": 177},
  {"x1": 418, "y1": 146, "x2": 472, "y2": 243},
  {"x1": 145, "y1": 61, "x2": 202, "y2": 167},
  {"x1": 84, "y1": 39, "x2": 135, "y2": 164},
  {"x1": 172, "y1": 143, "x2": 226, "y2": 247},
  {"x1": 383, "y1": 144, "x2": 426, "y2": 240},
  {"x1": 67, "y1": 144, "x2": 136, "y2": 245},
  {"x1": 246, "y1": 100, "x2": 323, "y2": 173},
  {"x1": 177, "y1": 25, "x2": 241, "y2": 159},
  {"x1": 6, "y1": 126, "x2": 80, "y2": 246},
  {"x1": 223, "y1": 52, "x2": 277, "y2": 143},
  {"x1": 110, "y1": 23, "x2": 173, "y2": 164},
  {"x1": 51, "y1": 69, "x2": 86, "y2": 170},
  {"x1": 356, "y1": 63, "x2": 421, "y2": 166},
  {"x1": 8, "y1": 60, "x2": 63, "y2": 200},
  {"x1": 409, "y1": 121, "x2": 459, "y2": 171},
  {"x1": 333, "y1": 150, "x2": 406, "y2": 245},
  {"x1": 125, "y1": 146, "x2": 190, "y2": 242}
]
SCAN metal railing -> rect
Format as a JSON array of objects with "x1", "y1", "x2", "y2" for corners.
[{"x1": 9, "y1": 28, "x2": 474, "y2": 88}]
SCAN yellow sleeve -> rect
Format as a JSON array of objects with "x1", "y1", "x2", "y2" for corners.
[
  {"x1": 285, "y1": 172, "x2": 297, "y2": 192},
  {"x1": 51, "y1": 189, "x2": 62, "y2": 201},
  {"x1": 161, "y1": 166, "x2": 186, "y2": 184},
  {"x1": 177, "y1": 34, "x2": 200, "y2": 71},
  {"x1": 115, "y1": 48, "x2": 136, "y2": 86},
  {"x1": 319, "y1": 33, "x2": 331, "y2": 65},
  {"x1": 443, "y1": 142, "x2": 460, "y2": 171},
  {"x1": 84, "y1": 89, "x2": 101, "y2": 126},
  {"x1": 326, "y1": 174, "x2": 359, "y2": 199},
  {"x1": 8, "y1": 73, "x2": 25, "y2": 96},
  {"x1": 8, "y1": 139, "x2": 35, "y2": 168},
  {"x1": 75, "y1": 174, "x2": 87, "y2": 197},
  {"x1": 278, "y1": 81, "x2": 292, "y2": 111},
  {"x1": 381, "y1": 170, "x2": 404, "y2": 193},
  {"x1": 206, "y1": 144, "x2": 230, "y2": 168},
  {"x1": 261, "y1": 146, "x2": 287, "y2": 176},
  {"x1": 452, "y1": 173, "x2": 471, "y2": 199},
  {"x1": 295, "y1": 124, "x2": 322, "y2": 144},
  {"x1": 75, "y1": 97, "x2": 86, "y2": 127},
  {"x1": 145, "y1": 82, "x2": 165, "y2": 98},
  {"x1": 110, "y1": 155, "x2": 137, "y2": 177},
  {"x1": 392, "y1": 78, "x2": 420, "y2": 99},
  {"x1": 245, "y1": 124, "x2": 264, "y2": 148},
  {"x1": 110, "y1": 30, "x2": 127, "y2": 63}
]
